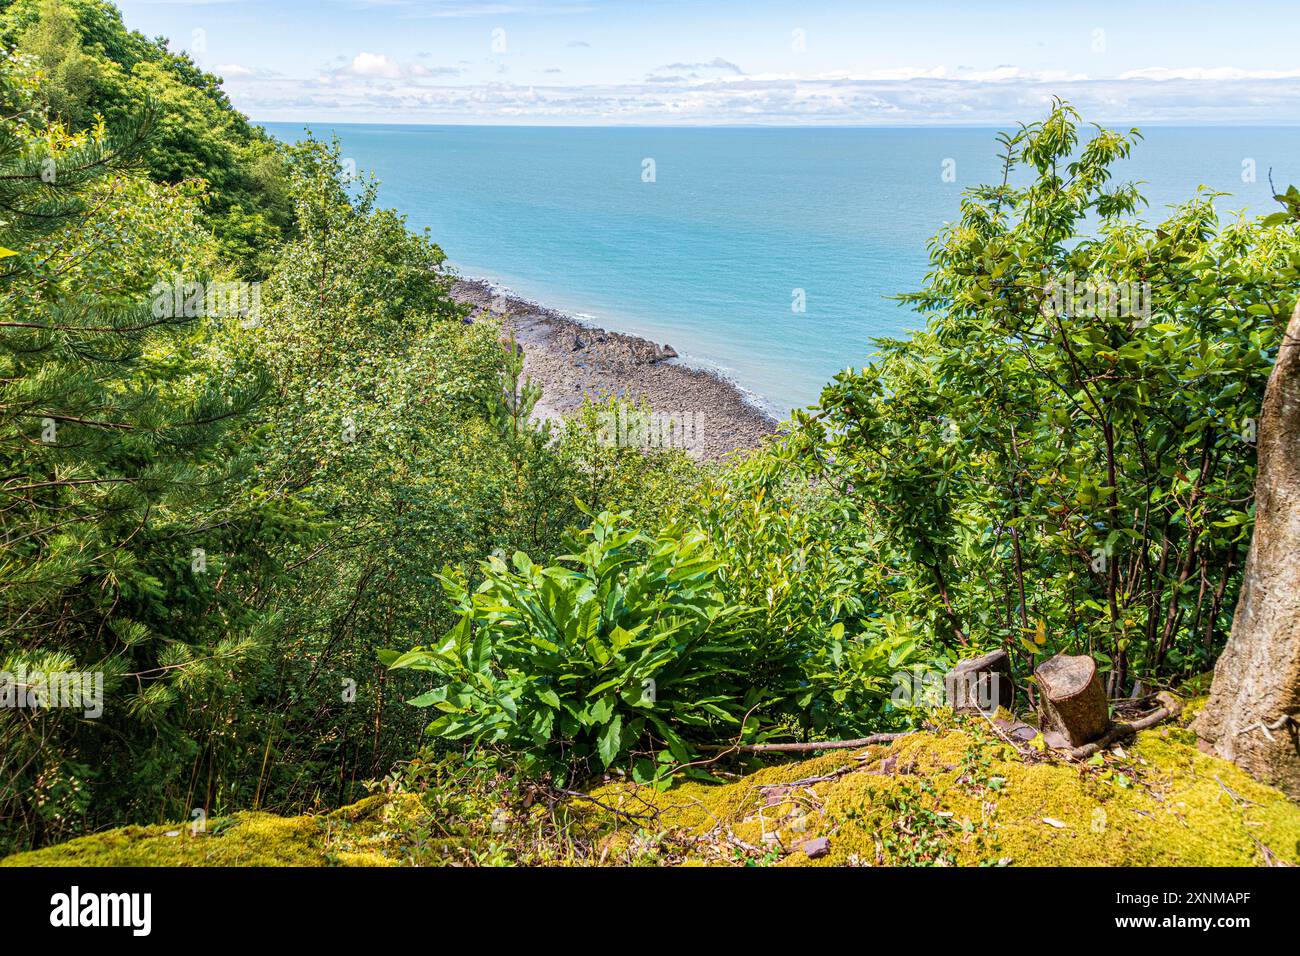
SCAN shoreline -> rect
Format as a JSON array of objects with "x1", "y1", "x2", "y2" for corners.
[{"x1": 448, "y1": 276, "x2": 779, "y2": 462}]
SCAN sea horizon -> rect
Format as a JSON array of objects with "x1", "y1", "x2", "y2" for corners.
[{"x1": 264, "y1": 121, "x2": 1300, "y2": 418}]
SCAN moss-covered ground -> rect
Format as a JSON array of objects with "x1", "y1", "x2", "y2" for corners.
[{"x1": 7, "y1": 707, "x2": 1299, "y2": 867}]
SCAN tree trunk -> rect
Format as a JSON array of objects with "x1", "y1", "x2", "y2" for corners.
[
  {"x1": 1194, "y1": 302, "x2": 1300, "y2": 800},
  {"x1": 1036, "y1": 653, "x2": 1110, "y2": 748}
]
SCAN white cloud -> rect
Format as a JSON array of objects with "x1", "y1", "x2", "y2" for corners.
[
  {"x1": 349, "y1": 52, "x2": 403, "y2": 79},
  {"x1": 1118, "y1": 66, "x2": 1300, "y2": 81},
  {"x1": 211, "y1": 63, "x2": 283, "y2": 81},
  {"x1": 317, "y1": 52, "x2": 463, "y2": 84},
  {"x1": 947, "y1": 66, "x2": 1090, "y2": 83},
  {"x1": 218, "y1": 56, "x2": 1300, "y2": 125},
  {"x1": 658, "y1": 58, "x2": 745, "y2": 76}
]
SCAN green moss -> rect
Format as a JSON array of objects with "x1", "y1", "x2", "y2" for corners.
[
  {"x1": 7, "y1": 712, "x2": 1300, "y2": 867},
  {"x1": 1, "y1": 813, "x2": 328, "y2": 867},
  {"x1": 589, "y1": 717, "x2": 1300, "y2": 867},
  {"x1": 0, "y1": 794, "x2": 458, "y2": 867}
]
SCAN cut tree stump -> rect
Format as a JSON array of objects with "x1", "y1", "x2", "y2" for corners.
[
  {"x1": 1035, "y1": 653, "x2": 1110, "y2": 748},
  {"x1": 945, "y1": 650, "x2": 1013, "y2": 714}
]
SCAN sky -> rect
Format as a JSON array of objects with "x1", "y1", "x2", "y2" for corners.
[{"x1": 114, "y1": 0, "x2": 1300, "y2": 125}]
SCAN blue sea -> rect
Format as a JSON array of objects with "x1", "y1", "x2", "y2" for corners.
[{"x1": 263, "y1": 123, "x2": 1300, "y2": 419}]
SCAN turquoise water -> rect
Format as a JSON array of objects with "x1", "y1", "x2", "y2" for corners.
[{"x1": 263, "y1": 123, "x2": 1300, "y2": 418}]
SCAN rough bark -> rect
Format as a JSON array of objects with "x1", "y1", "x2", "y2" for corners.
[
  {"x1": 945, "y1": 650, "x2": 1014, "y2": 714},
  {"x1": 1194, "y1": 302, "x2": 1300, "y2": 800},
  {"x1": 1036, "y1": 653, "x2": 1110, "y2": 748}
]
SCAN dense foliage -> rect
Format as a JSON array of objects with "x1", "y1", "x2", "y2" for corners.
[
  {"x1": 2, "y1": 0, "x2": 292, "y2": 274},
  {"x1": 785, "y1": 105, "x2": 1298, "y2": 698},
  {"x1": 0, "y1": 0, "x2": 691, "y2": 850},
  {"x1": 1, "y1": 3, "x2": 1296, "y2": 854}
]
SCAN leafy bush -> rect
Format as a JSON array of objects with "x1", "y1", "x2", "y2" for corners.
[
  {"x1": 386, "y1": 511, "x2": 783, "y2": 783},
  {"x1": 695, "y1": 458, "x2": 929, "y2": 737},
  {"x1": 553, "y1": 396, "x2": 705, "y2": 533}
]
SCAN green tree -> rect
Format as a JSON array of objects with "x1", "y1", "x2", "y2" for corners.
[
  {"x1": 0, "y1": 53, "x2": 282, "y2": 849},
  {"x1": 2, "y1": 0, "x2": 295, "y2": 276},
  {"x1": 14, "y1": 0, "x2": 99, "y2": 126},
  {"x1": 794, "y1": 102, "x2": 1299, "y2": 697}
]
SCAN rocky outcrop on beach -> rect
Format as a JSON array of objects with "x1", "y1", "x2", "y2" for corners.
[
  {"x1": 563, "y1": 329, "x2": 678, "y2": 365},
  {"x1": 449, "y1": 278, "x2": 777, "y2": 462}
]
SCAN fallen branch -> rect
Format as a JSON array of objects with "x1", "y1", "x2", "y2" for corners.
[
  {"x1": 1066, "y1": 692, "x2": 1184, "y2": 759},
  {"x1": 757, "y1": 767, "x2": 857, "y2": 789},
  {"x1": 536, "y1": 783, "x2": 660, "y2": 825},
  {"x1": 1215, "y1": 774, "x2": 1261, "y2": 808},
  {"x1": 709, "y1": 732, "x2": 913, "y2": 754}
]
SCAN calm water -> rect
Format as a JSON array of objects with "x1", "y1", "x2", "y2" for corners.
[{"x1": 264, "y1": 123, "x2": 1300, "y2": 418}]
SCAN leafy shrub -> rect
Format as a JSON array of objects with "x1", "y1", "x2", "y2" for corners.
[
  {"x1": 695, "y1": 460, "x2": 928, "y2": 736},
  {"x1": 385, "y1": 511, "x2": 783, "y2": 783}
]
